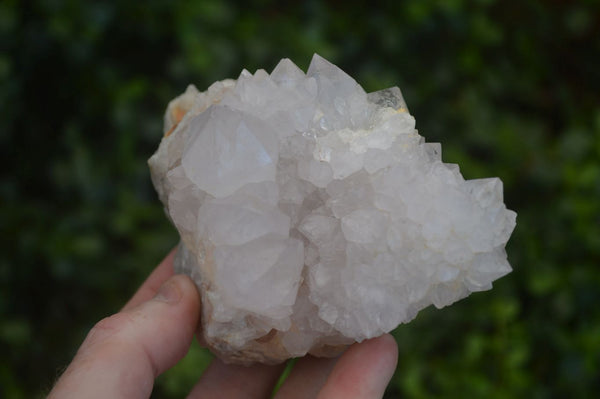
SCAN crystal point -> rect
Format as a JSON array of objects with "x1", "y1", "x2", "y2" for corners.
[
  {"x1": 367, "y1": 86, "x2": 408, "y2": 111},
  {"x1": 271, "y1": 58, "x2": 305, "y2": 85}
]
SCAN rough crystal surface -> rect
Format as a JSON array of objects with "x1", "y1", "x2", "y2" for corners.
[{"x1": 148, "y1": 54, "x2": 517, "y2": 364}]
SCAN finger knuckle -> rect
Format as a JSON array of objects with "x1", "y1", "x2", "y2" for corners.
[{"x1": 87, "y1": 312, "x2": 136, "y2": 344}]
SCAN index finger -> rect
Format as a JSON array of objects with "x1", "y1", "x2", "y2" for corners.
[{"x1": 122, "y1": 247, "x2": 177, "y2": 311}]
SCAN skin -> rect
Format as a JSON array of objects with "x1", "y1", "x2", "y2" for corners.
[{"x1": 48, "y1": 250, "x2": 398, "y2": 399}]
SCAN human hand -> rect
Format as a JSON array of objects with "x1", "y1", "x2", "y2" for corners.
[{"x1": 48, "y1": 250, "x2": 398, "y2": 398}]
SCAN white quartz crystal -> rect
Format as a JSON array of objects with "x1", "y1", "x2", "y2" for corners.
[{"x1": 148, "y1": 54, "x2": 517, "y2": 364}]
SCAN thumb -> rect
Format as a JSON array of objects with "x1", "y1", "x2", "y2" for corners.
[{"x1": 49, "y1": 274, "x2": 201, "y2": 399}]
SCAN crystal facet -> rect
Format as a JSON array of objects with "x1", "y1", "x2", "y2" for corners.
[{"x1": 148, "y1": 55, "x2": 517, "y2": 364}]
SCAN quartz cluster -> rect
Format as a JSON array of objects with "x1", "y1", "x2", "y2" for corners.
[{"x1": 148, "y1": 54, "x2": 517, "y2": 364}]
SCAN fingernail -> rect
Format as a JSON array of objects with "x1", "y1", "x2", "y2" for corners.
[{"x1": 154, "y1": 277, "x2": 182, "y2": 304}]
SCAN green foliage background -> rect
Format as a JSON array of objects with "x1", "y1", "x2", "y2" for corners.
[{"x1": 1, "y1": 0, "x2": 599, "y2": 397}]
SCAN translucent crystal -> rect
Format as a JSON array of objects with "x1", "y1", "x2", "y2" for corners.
[{"x1": 148, "y1": 54, "x2": 517, "y2": 364}]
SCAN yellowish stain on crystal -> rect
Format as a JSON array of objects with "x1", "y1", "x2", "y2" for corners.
[{"x1": 164, "y1": 107, "x2": 188, "y2": 137}]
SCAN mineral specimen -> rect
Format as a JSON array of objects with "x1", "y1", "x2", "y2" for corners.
[{"x1": 148, "y1": 54, "x2": 517, "y2": 364}]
